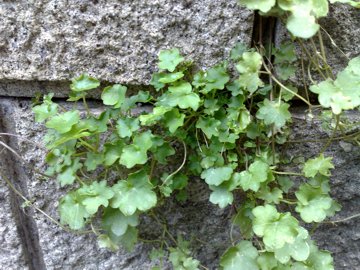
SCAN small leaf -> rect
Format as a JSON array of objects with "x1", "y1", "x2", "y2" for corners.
[
  {"x1": 102, "y1": 208, "x2": 139, "y2": 236},
  {"x1": 77, "y1": 181, "x2": 114, "y2": 215},
  {"x1": 116, "y1": 117, "x2": 140, "y2": 138},
  {"x1": 164, "y1": 109, "x2": 185, "y2": 133},
  {"x1": 101, "y1": 84, "x2": 127, "y2": 108},
  {"x1": 209, "y1": 185, "x2": 234, "y2": 208},
  {"x1": 111, "y1": 170, "x2": 157, "y2": 215},
  {"x1": 59, "y1": 192, "x2": 89, "y2": 230},
  {"x1": 220, "y1": 241, "x2": 259, "y2": 270},
  {"x1": 46, "y1": 111, "x2": 80, "y2": 133},
  {"x1": 200, "y1": 166, "x2": 233, "y2": 186},
  {"x1": 70, "y1": 73, "x2": 100, "y2": 92},
  {"x1": 256, "y1": 99, "x2": 291, "y2": 129},
  {"x1": 238, "y1": 0, "x2": 276, "y2": 13},
  {"x1": 238, "y1": 160, "x2": 269, "y2": 192},
  {"x1": 158, "y1": 48, "x2": 184, "y2": 72},
  {"x1": 302, "y1": 154, "x2": 334, "y2": 178}
]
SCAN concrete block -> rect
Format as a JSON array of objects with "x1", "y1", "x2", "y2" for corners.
[{"x1": 0, "y1": 0, "x2": 253, "y2": 94}]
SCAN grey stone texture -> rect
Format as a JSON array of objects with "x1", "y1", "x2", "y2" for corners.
[
  {"x1": 0, "y1": 0, "x2": 252, "y2": 90},
  {"x1": 286, "y1": 109, "x2": 360, "y2": 270},
  {"x1": 0, "y1": 171, "x2": 29, "y2": 270}
]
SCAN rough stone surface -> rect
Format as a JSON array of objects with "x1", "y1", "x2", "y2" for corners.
[
  {"x1": 0, "y1": 0, "x2": 252, "y2": 88},
  {"x1": 286, "y1": 109, "x2": 360, "y2": 270},
  {"x1": 0, "y1": 171, "x2": 29, "y2": 270}
]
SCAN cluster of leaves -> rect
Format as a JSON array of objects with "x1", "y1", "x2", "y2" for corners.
[
  {"x1": 30, "y1": 39, "x2": 360, "y2": 268},
  {"x1": 238, "y1": 0, "x2": 359, "y2": 38}
]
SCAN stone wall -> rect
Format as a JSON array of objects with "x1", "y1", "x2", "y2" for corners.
[{"x1": 0, "y1": 1, "x2": 359, "y2": 269}]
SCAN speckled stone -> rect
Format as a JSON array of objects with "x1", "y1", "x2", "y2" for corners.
[{"x1": 0, "y1": 0, "x2": 253, "y2": 88}]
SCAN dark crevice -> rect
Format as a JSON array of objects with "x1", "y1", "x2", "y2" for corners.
[{"x1": 0, "y1": 98, "x2": 46, "y2": 270}]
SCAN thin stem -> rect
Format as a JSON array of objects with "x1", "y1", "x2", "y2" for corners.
[
  {"x1": 273, "y1": 171, "x2": 304, "y2": 176},
  {"x1": 0, "y1": 133, "x2": 46, "y2": 150},
  {"x1": 161, "y1": 141, "x2": 187, "y2": 186},
  {"x1": 0, "y1": 171, "x2": 92, "y2": 235},
  {"x1": 82, "y1": 96, "x2": 90, "y2": 116},
  {"x1": 317, "y1": 30, "x2": 334, "y2": 79},
  {"x1": 326, "y1": 213, "x2": 360, "y2": 224},
  {"x1": 297, "y1": 40, "x2": 327, "y2": 80},
  {"x1": 262, "y1": 62, "x2": 312, "y2": 107},
  {"x1": 280, "y1": 199, "x2": 297, "y2": 205},
  {"x1": 78, "y1": 138, "x2": 97, "y2": 152},
  {"x1": 321, "y1": 115, "x2": 340, "y2": 153}
]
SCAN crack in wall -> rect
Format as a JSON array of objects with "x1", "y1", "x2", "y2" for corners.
[{"x1": 0, "y1": 98, "x2": 46, "y2": 270}]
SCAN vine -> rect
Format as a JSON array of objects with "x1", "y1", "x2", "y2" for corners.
[{"x1": 3, "y1": 0, "x2": 357, "y2": 269}]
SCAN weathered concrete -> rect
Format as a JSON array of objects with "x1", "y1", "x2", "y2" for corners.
[
  {"x1": 0, "y1": 0, "x2": 253, "y2": 92},
  {"x1": 285, "y1": 109, "x2": 360, "y2": 270},
  {"x1": 0, "y1": 169, "x2": 29, "y2": 270}
]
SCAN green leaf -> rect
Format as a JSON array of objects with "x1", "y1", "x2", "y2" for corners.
[
  {"x1": 158, "y1": 48, "x2": 184, "y2": 72},
  {"x1": 70, "y1": 73, "x2": 100, "y2": 92},
  {"x1": 220, "y1": 241, "x2": 259, "y2": 270},
  {"x1": 200, "y1": 166, "x2": 233, "y2": 186},
  {"x1": 164, "y1": 109, "x2": 185, "y2": 133},
  {"x1": 84, "y1": 152, "x2": 104, "y2": 171},
  {"x1": 57, "y1": 157, "x2": 82, "y2": 186},
  {"x1": 32, "y1": 93, "x2": 58, "y2": 122},
  {"x1": 273, "y1": 227, "x2": 310, "y2": 263},
  {"x1": 139, "y1": 106, "x2": 171, "y2": 126},
  {"x1": 59, "y1": 192, "x2": 90, "y2": 230},
  {"x1": 158, "y1": 72, "x2": 184, "y2": 83},
  {"x1": 256, "y1": 99, "x2": 291, "y2": 129},
  {"x1": 85, "y1": 111, "x2": 110, "y2": 133},
  {"x1": 295, "y1": 183, "x2": 340, "y2": 223},
  {"x1": 286, "y1": 13, "x2": 319, "y2": 39},
  {"x1": 111, "y1": 170, "x2": 157, "y2": 215},
  {"x1": 102, "y1": 208, "x2": 139, "y2": 236},
  {"x1": 304, "y1": 243, "x2": 334, "y2": 270},
  {"x1": 252, "y1": 205, "x2": 299, "y2": 250},
  {"x1": 46, "y1": 110, "x2": 80, "y2": 133},
  {"x1": 103, "y1": 141, "x2": 124, "y2": 166},
  {"x1": 256, "y1": 253, "x2": 278, "y2": 270},
  {"x1": 310, "y1": 56, "x2": 360, "y2": 114},
  {"x1": 116, "y1": 117, "x2": 140, "y2": 138},
  {"x1": 97, "y1": 234, "x2": 119, "y2": 251},
  {"x1": 121, "y1": 91, "x2": 150, "y2": 112},
  {"x1": 109, "y1": 226, "x2": 138, "y2": 252},
  {"x1": 196, "y1": 117, "x2": 222, "y2": 139},
  {"x1": 236, "y1": 52, "x2": 263, "y2": 73},
  {"x1": 201, "y1": 64, "x2": 230, "y2": 94},
  {"x1": 236, "y1": 51, "x2": 263, "y2": 92},
  {"x1": 232, "y1": 200, "x2": 255, "y2": 239},
  {"x1": 256, "y1": 186, "x2": 283, "y2": 204},
  {"x1": 101, "y1": 84, "x2": 127, "y2": 108},
  {"x1": 120, "y1": 145, "x2": 148, "y2": 168},
  {"x1": 150, "y1": 73, "x2": 166, "y2": 91},
  {"x1": 168, "y1": 236, "x2": 200, "y2": 270},
  {"x1": 157, "y1": 91, "x2": 200, "y2": 111},
  {"x1": 238, "y1": 0, "x2": 276, "y2": 13},
  {"x1": 230, "y1": 43, "x2": 248, "y2": 61},
  {"x1": 152, "y1": 141, "x2": 175, "y2": 164},
  {"x1": 238, "y1": 160, "x2": 269, "y2": 192},
  {"x1": 277, "y1": 176, "x2": 294, "y2": 193},
  {"x1": 133, "y1": 131, "x2": 153, "y2": 150},
  {"x1": 209, "y1": 185, "x2": 234, "y2": 208},
  {"x1": 77, "y1": 181, "x2": 114, "y2": 215},
  {"x1": 302, "y1": 154, "x2": 334, "y2": 178}
]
